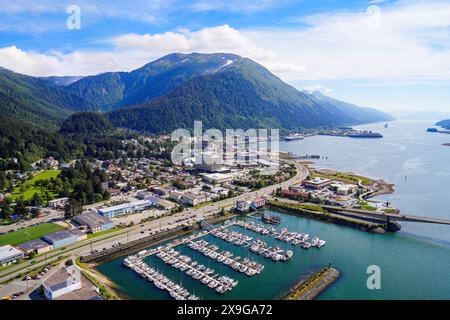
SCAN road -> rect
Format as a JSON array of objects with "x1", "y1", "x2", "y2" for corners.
[{"x1": 0, "y1": 162, "x2": 308, "y2": 285}]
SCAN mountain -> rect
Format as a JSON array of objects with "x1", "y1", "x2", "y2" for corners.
[
  {"x1": 60, "y1": 112, "x2": 114, "y2": 134},
  {"x1": 105, "y1": 53, "x2": 393, "y2": 134},
  {"x1": 309, "y1": 91, "x2": 394, "y2": 123},
  {"x1": 0, "y1": 52, "x2": 393, "y2": 136},
  {"x1": 436, "y1": 119, "x2": 450, "y2": 130},
  {"x1": 40, "y1": 76, "x2": 84, "y2": 87},
  {"x1": 0, "y1": 67, "x2": 88, "y2": 128},
  {"x1": 0, "y1": 112, "x2": 75, "y2": 169},
  {"x1": 66, "y1": 53, "x2": 253, "y2": 110}
]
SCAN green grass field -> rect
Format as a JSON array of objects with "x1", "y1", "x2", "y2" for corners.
[
  {"x1": 0, "y1": 223, "x2": 63, "y2": 246},
  {"x1": 12, "y1": 170, "x2": 61, "y2": 201}
]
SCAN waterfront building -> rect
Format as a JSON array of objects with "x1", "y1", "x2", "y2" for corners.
[
  {"x1": 18, "y1": 239, "x2": 54, "y2": 255},
  {"x1": 98, "y1": 200, "x2": 152, "y2": 218},
  {"x1": 236, "y1": 200, "x2": 251, "y2": 212},
  {"x1": 302, "y1": 177, "x2": 332, "y2": 189},
  {"x1": 0, "y1": 245, "x2": 24, "y2": 267},
  {"x1": 74, "y1": 211, "x2": 115, "y2": 234},
  {"x1": 48, "y1": 197, "x2": 69, "y2": 209},
  {"x1": 251, "y1": 197, "x2": 266, "y2": 209},
  {"x1": 42, "y1": 230, "x2": 79, "y2": 249}
]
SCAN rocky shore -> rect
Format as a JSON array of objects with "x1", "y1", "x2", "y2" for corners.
[{"x1": 283, "y1": 266, "x2": 340, "y2": 300}]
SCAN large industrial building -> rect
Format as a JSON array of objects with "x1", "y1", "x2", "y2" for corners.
[
  {"x1": 18, "y1": 239, "x2": 54, "y2": 255},
  {"x1": 74, "y1": 211, "x2": 115, "y2": 234},
  {"x1": 42, "y1": 230, "x2": 79, "y2": 249},
  {"x1": 42, "y1": 266, "x2": 82, "y2": 300},
  {"x1": 98, "y1": 200, "x2": 152, "y2": 218},
  {"x1": 0, "y1": 245, "x2": 24, "y2": 267}
]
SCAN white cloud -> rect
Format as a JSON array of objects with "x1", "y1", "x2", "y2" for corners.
[
  {"x1": 1, "y1": 0, "x2": 450, "y2": 87},
  {"x1": 243, "y1": 0, "x2": 450, "y2": 82},
  {"x1": 0, "y1": 25, "x2": 305, "y2": 77},
  {"x1": 303, "y1": 85, "x2": 333, "y2": 94}
]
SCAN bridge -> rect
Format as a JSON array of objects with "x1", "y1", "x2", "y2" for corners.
[{"x1": 320, "y1": 205, "x2": 450, "y2": 226}]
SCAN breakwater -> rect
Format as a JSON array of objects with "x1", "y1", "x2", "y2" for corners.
[{"x1": 283, "y1": 266, "x2": 340, "y2": 300}]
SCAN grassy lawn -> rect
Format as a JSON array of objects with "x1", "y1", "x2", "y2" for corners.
[
  {"x1": 12, "y1": 170, "x2": 61, "y2": 200},
  {"x1": 0, "y1": 223, "x2": 63, "y2": 246},
  {"x1": 311, "y1": 171, "x2": 373, "y2": 186},
  {"x1": 87, "y1": 228, "x2": 121, "y2": 239},
  {"x1": 12, "y1": 170, "x2": 61, "y2": 201},
  {"x1": 361, "y1": 205, "x2": 377, "y2": 211}
]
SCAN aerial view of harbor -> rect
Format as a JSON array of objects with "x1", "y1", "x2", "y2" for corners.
[{"x1": 1, "y1": 1, "x2": 450, "y2": 313}]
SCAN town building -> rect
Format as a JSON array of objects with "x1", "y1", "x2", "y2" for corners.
[
  {"x1": 236, "y1": 200, "x2": 251, "y2": 212},
  {"x1": 18, "y1": 239, "x2": 54, "y2": 255},
  {"x1": 98, "y1": 200, "x2": 152, "y2": 219},
  {"x1": 202, "y1": 172, "x2": 234, "y2": 184},
  {"x1": 181, "y1": 193, "x2": 208, "y2": 206},
  {"x1": 0, "y1": 245, "x2": 24, "y2": 267},
  {"x1": 74, "y1": 211, "x2": 115, "y2": 234},
  {"x1": 156, "y1": 199, "x2": 177, "y2": 210},
  {"x1": 42, "y1": 266, "x2": 83, "y2": 300},
  {"x1": 302, "y1": 177, "x2": 332, "y2": 190},
  {"x1": 194, "y1": 152, "x2": 226, "y2": 172},
  {"x1": 136, "y1": 191, "x2": 154, "y2": 200},
  {"x1": 251, "y1": 197, "x2": 266, "y2": 209},
  {"x1": 42, "y1": 230, "x2": 79, "y2": 249},
  {"x1": 48, "y1": 197, "x2": 69, "y2": 209},
  {"x1": 169, "y1": 190, "x2": 184, "y2": 202}
]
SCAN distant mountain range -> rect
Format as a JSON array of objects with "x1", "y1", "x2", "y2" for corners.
[
  {"x1": 436, "y1": 119, "x2": 450, "y2": 130},
  {"x1": 0, "y1": 53, "x2": 393, "y2": 134}
]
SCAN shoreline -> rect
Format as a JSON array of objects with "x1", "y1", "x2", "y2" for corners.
[{"x1": 282, "y1": 266, "x2": 341, "y2": 300}]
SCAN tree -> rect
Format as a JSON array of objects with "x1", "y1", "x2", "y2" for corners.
[
  {"x1": 64, "y1": 199, "x2": 82, "y2": 219},
  {"x1": 65, "y1": 259, "x2": 74, "y2": 267},
  {"x1": 31, "y1": 193, "x2": 44, "y2": 207}
]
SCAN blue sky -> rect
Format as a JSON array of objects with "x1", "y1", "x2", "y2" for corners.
[{"x1": 1, "y1": 0, "x2": 450, "y2": 116}]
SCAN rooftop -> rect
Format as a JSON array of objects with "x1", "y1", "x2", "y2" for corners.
[
  {"x1": 43, "y1": 266, "x2": 81, "y2": 292},
  {"x1": 0, "y1": 245, "x2": 23, "y2": 260},
  {"x1": 43, "y1": 230, "x2": 78, "y2": 242},
  {"x1": 98, "y1": 200, "x2": 152, "y2": 214},
  {"x1": 74, "y1": 211, "x2": 113, "y2": 228},
  {"x1": 18, "y1": 239, "x2": 52, "y2": 251}
]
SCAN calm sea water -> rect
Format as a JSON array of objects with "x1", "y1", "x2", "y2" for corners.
[{"x1": 97, "y1": 120, "x2": 450, "y2": 300}]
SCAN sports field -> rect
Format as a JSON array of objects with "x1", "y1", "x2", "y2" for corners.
[{"x1": 0, "y1": 223, "x2": 63, "y2": 246}]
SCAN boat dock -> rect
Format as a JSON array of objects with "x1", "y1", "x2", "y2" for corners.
[
  {"x1": 187, "y1": 240, "x2": 264, "y2": 276},
  {"x1": 123, "y1": 256, "x2": 199, "y2": 300},
  {"x1": 209, "y1": 227, "x2": 294, "y2": 261},
  {"x1": 234, "y1": 220, "x2": 326, "y2": 249},
  {"x1": 156, "y1": 247, "x2": 238, "y2": 295}
]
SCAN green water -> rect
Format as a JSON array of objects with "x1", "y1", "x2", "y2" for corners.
[{"x1": 97, "y1": 209, "x2": 450, "y2": 300}]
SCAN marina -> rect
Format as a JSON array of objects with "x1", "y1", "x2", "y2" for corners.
[
  {"x1": 187, "y1": 240, "x2": 264, "y2": 276},
  {"x1": 123, "y1": 255, "x2": 199, "y2": 300},
  {"x1": 234, "y1": 220, "x2": 326, "y2": 249},
  {"x1": 209, "y1": 227, "x2": 295, "y2": 261},
  {"x1": 155, "y1": 247, "x2": 239, "y2": 295}
]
